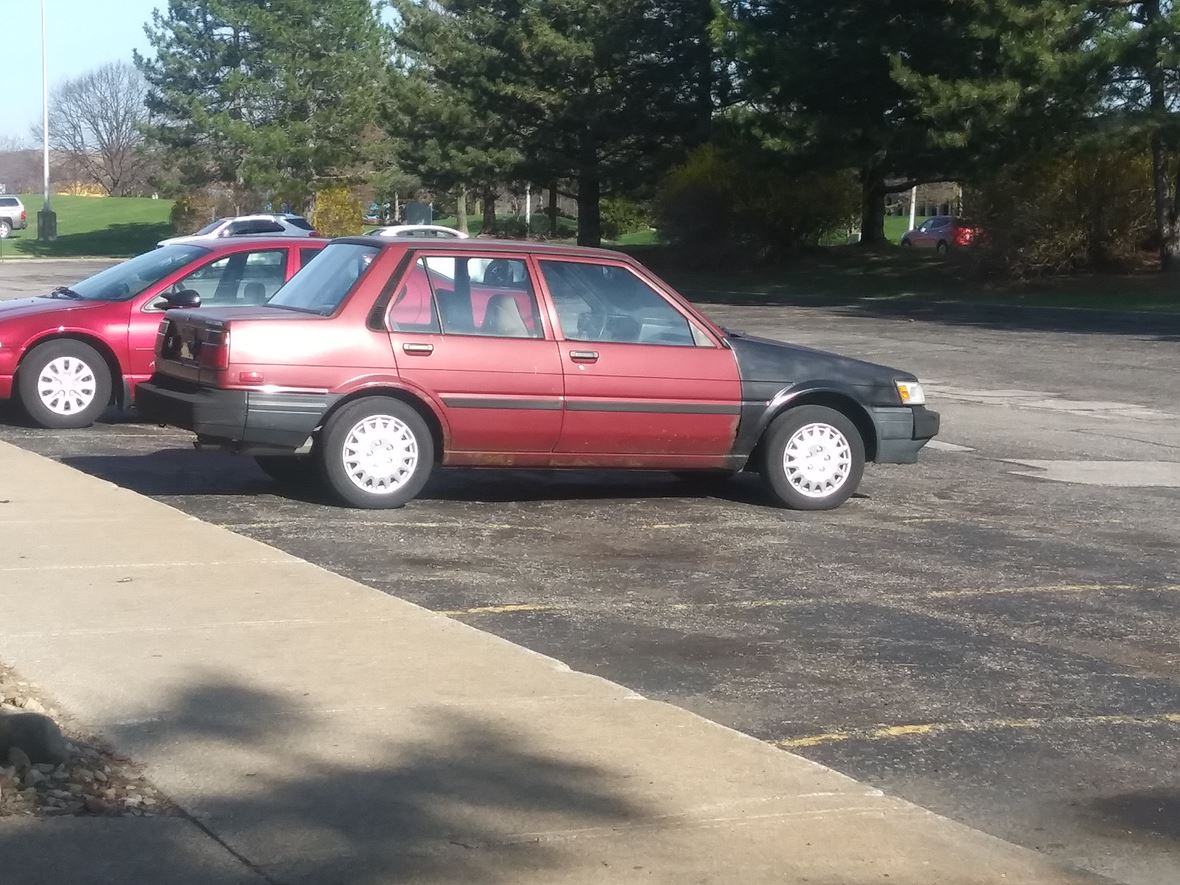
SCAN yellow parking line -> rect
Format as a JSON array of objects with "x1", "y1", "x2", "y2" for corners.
[
  {"x1": 440, "y1": 603, "x2": 557, "y2": 617},
  {"x1": 773, "y1": 712, "x2": 1180, "y2": 749},
  {"x1": 926, "y1": 583, "x2": 1136, "y2": 599}
]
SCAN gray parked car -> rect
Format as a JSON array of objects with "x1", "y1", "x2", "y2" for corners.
[{"x1": 0, "y1": 196, "x2": 28, "y2": 238}]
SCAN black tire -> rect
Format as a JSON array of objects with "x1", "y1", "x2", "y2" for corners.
[
  {"x1": 255, "y1": 455, "x2": 319, "y2": 486},
  {"x1": 935, "y1": 241, "x2": 949, "y2": 256},
  {"x1": 0, "y1": 220, "x2": 11, "y2": 239},
  {"x1": 760, "y1": 405, "x2": 865, "y2": 511},
  {"x1": 900, "y1": 238, "x2": 912, "y2": 248},
  {"x1": 318, "y1": 397, "x2": 434, "y2": 509},
  {"x1": 17, "y1": 340, "x2": 112, "y2": 429}
]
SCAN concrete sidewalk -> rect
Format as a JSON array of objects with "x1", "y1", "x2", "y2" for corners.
[{"x1": 0, "y1": 440, "x2": 1106, "y2": 884}]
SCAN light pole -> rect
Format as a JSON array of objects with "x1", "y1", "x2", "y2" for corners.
[{"x1": 37, "y1": 0, "x2": 57, "y2": 241}]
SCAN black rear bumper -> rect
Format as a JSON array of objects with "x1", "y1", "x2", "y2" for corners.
[{"x1": 136, "y1": 376, "x2": 335, "y2": 450}]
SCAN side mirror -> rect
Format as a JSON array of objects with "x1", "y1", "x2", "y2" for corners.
[{"x1": 163, "y1": 289, "x2": 202, "y2": 309}]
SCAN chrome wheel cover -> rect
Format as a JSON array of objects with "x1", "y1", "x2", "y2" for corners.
[
  {"x1": 38, "y1": 355, "x2": 98, "y2": 416},
  {"x1": 341, "y1": 414, "x2": 419, "y2": 495},
  {"x1": 782, "y1": 422, "x2": 852, "y2": 499}
]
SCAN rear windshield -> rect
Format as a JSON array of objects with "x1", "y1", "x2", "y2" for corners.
[
  {"x1": 266, "y1": 242, "x2": 379, "y2": 315},
  {"x1": 67, "y1": 245, "x2": 210, "y2": 301}
]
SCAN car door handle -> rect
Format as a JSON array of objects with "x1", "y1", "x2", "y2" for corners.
[
  {"x1": 402, "y1": 343, "x2": 434, "y2": 356},
  {"x1": 569, "y1": 350, "x2": 599, "y2": 363}
]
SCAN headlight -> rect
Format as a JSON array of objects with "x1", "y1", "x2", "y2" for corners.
[{"x1": 895, "y1": 380, "x2": 926, "y2": 405}]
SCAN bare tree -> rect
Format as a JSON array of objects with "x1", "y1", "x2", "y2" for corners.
[{"x1": 39, "y1": 61, "x2": 149, "y2": 196}]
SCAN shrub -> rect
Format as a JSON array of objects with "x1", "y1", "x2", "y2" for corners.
[
  {"x1": 169, "y1": 192, "x2": 218, "y2": 235},
  {"x1": 655, "y1": 145, "x2": 859, "y2": 260},
  {"x1": 601, "y1": 198, "x2": 652, "y2": 240},
  {"x1": 967, "y1": 142, "x2": 1154, "y2": 276},
  {"x1": 310, "y1": 187, "x2": 364, "y2": 238}
]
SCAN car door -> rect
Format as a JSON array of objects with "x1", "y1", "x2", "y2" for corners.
[
  {"x1": 384, "y1": 252, "x2": 564, "y2": 453},
  {"x1": 535, "y1": 258, "x2": 741, "y2": 458},
  {"x1": 125, "y1": 246, "x2": 295, "y2": 383}
]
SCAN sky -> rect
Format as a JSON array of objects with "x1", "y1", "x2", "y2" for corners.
[{"x1": 1, "y1": 0, "x2": 159, "y2": 142}]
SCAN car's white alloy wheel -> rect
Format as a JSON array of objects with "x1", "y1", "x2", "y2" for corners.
[
  {"x1": 37, "y1": 355, "x2": 98, "y2": 416},
  {"x1": 341, "y1": 413, "x2": 419, "y2": 495},
  {"x1": 782, "y1": 422, "x2": 853, "y2": 499},
  {"x1": 0, "y1": 222, "x2": 10, "y2": 239}
]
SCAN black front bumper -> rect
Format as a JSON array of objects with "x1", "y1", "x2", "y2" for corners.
[
  {"x1": 136, "y1": 376, "x2": 335, "y2": 450},
  {"x1": 871, "y1": 405, "x2": 940, "y2": 464}
]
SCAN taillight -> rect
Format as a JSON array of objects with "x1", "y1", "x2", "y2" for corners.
[
  {"x1": 309, "y1": 229, "x2": 320, "y2": 237},
  {"x1": 198, "y1": 327, "x2": 231, "y2": 370},
  {"x1": 155, "y1": 319, "x2": 170, "y2": 356},
  {"x1": 955, "y1": 226, "x2": 974, "y2": 246},
  {"x1": 20, "y1": 210, "x2": 27, "y2": 222}
]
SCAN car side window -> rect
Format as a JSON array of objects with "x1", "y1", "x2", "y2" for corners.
[
  {"x1": 415, "y1": 255, "x2": 543, "y2": 339},
  {"x1": 388, "y1": 258, "x2": 442, "y2": 333},
  {"x1": 226, "y1": 220, "x2": 284, "y2": 236},
  {"x1": 539, "y1": 260, "x2": 698, "y2": 347},
  {"x1": 299, "y1": 248, "x2": 320, "y2": 269},
  {"x1": 153, "y1": 249, "x2": 286, "y2": 309}
]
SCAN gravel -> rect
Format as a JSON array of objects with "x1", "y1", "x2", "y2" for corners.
[{"x1": 0, "y1": 662, "x2": 177, "y2": 819}]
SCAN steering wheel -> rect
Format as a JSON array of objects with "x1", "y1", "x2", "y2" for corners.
[{"x1": 576, "y1": 311, "x2": 607, "y2": 341}]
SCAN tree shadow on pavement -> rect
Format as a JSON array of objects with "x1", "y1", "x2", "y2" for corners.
[{"x1": 1, "y1": 673, "x2": 650, "y2": 884}]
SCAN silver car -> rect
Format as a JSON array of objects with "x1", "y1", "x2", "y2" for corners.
[
  {"x1": 0, "y1": 196, "x2": 28, "y2": 238},
  {"x1": 158, "y1": 213, "x2": 317, "y2": 246}
]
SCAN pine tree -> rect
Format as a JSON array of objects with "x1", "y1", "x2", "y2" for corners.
[
  {"x1": 391, "y1": 0, "x2": 715, "y2": 246},
  {"x1": 137, "y1": 0, "x2": 388, "y2": 206},
  {"x1": 723, "y1": 0, "x2": 978, "y2": 244}
]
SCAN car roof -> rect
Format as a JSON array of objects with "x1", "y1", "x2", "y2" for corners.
[
  {"x1": 164, "y1": 235, "x2": 330, "y2": 248},
  {"x1": 335, "y1": 236, "x2": 630, "y2": 261}
]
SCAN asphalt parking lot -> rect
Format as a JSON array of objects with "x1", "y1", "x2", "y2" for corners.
[{"x1": 3, "y1": 261, "x2": 1179, "y2": 883}]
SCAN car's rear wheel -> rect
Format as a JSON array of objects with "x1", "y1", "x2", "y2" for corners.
[
  {"x1": 319, "y1": 397, "x2": 434, "y2": 509},
  {"x1": 255, "y1": 455, "x2": 319, "y2": 486},
  {"x1": 935, "y1": 241, "x2": 949, "y2": 256},
  {"x1": 761, "y1": 406, "x2": 864, "y2": 510},
  {"x1": 0, "y1": 221, "x2": 11, "y2": 239},
  {"x1": 900, "y1": 238, "x2": 912, "y2": 248},
  {"x1": 17, "y1": 340, "x2": 112, "y2": 429}
]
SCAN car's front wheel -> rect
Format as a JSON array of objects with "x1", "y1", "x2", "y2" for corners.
[
  {"x1": 17, "y1": 340, "x2": 112, "y2": 429},
  {"x1": 319, "y1": 397, "x2": 434, "y2": 509},
  {"x1": 900, "y1": 238, "x2": 912, "y2": 248},
  {"x1": 761, "y1": 405, "x2": 865, "y2": 510}
]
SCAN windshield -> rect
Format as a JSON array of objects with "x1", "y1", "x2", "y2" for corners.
[
  {"x1": 194, "y1": 219, "x2": 224, "y2": 235},
  {"x1": 64, "y1": 245, "x2": 210, "y2": 302},
  {"x1": 267, "y1": 242, "x2": 379, "y2": 315}
]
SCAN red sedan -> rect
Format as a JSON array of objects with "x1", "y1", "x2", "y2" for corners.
[
  {"x1": 137, "y1": 239, "x2": 939, "y2": 511},
  {"x1": 0, "y1": 237, "x2": 325, "y2": 428}
]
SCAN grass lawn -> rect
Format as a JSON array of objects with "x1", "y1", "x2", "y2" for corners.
[{"x1": 0, "y1": 194, "x2": 174, "y2": 259}]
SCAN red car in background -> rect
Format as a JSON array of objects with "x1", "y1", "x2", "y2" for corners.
[
  {"x1": 900, "y1": 216, "x2": 981, "y2": 255},
  {"x1": 0, "y1": 237, "x2": 325, "y2": 428}
]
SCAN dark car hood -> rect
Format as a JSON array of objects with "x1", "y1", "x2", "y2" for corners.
[
  {"x1": 727, "y1": 331, "x2": 912, "y2": 405},
  {"x1": 0, "y1": 296, "x2": 107, "y2": 324}
]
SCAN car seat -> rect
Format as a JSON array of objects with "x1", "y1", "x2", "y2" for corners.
[{"x1": 482, "y1": 293, "x2": 529, "y2": 337}]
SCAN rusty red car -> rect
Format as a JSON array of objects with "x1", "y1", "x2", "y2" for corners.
[
  {"x1": 136, "y1": 238, "x2": 939, "y2": 510},
  {"x1": 0, "y1": 237, "x2": 325, "y2": 428}
]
